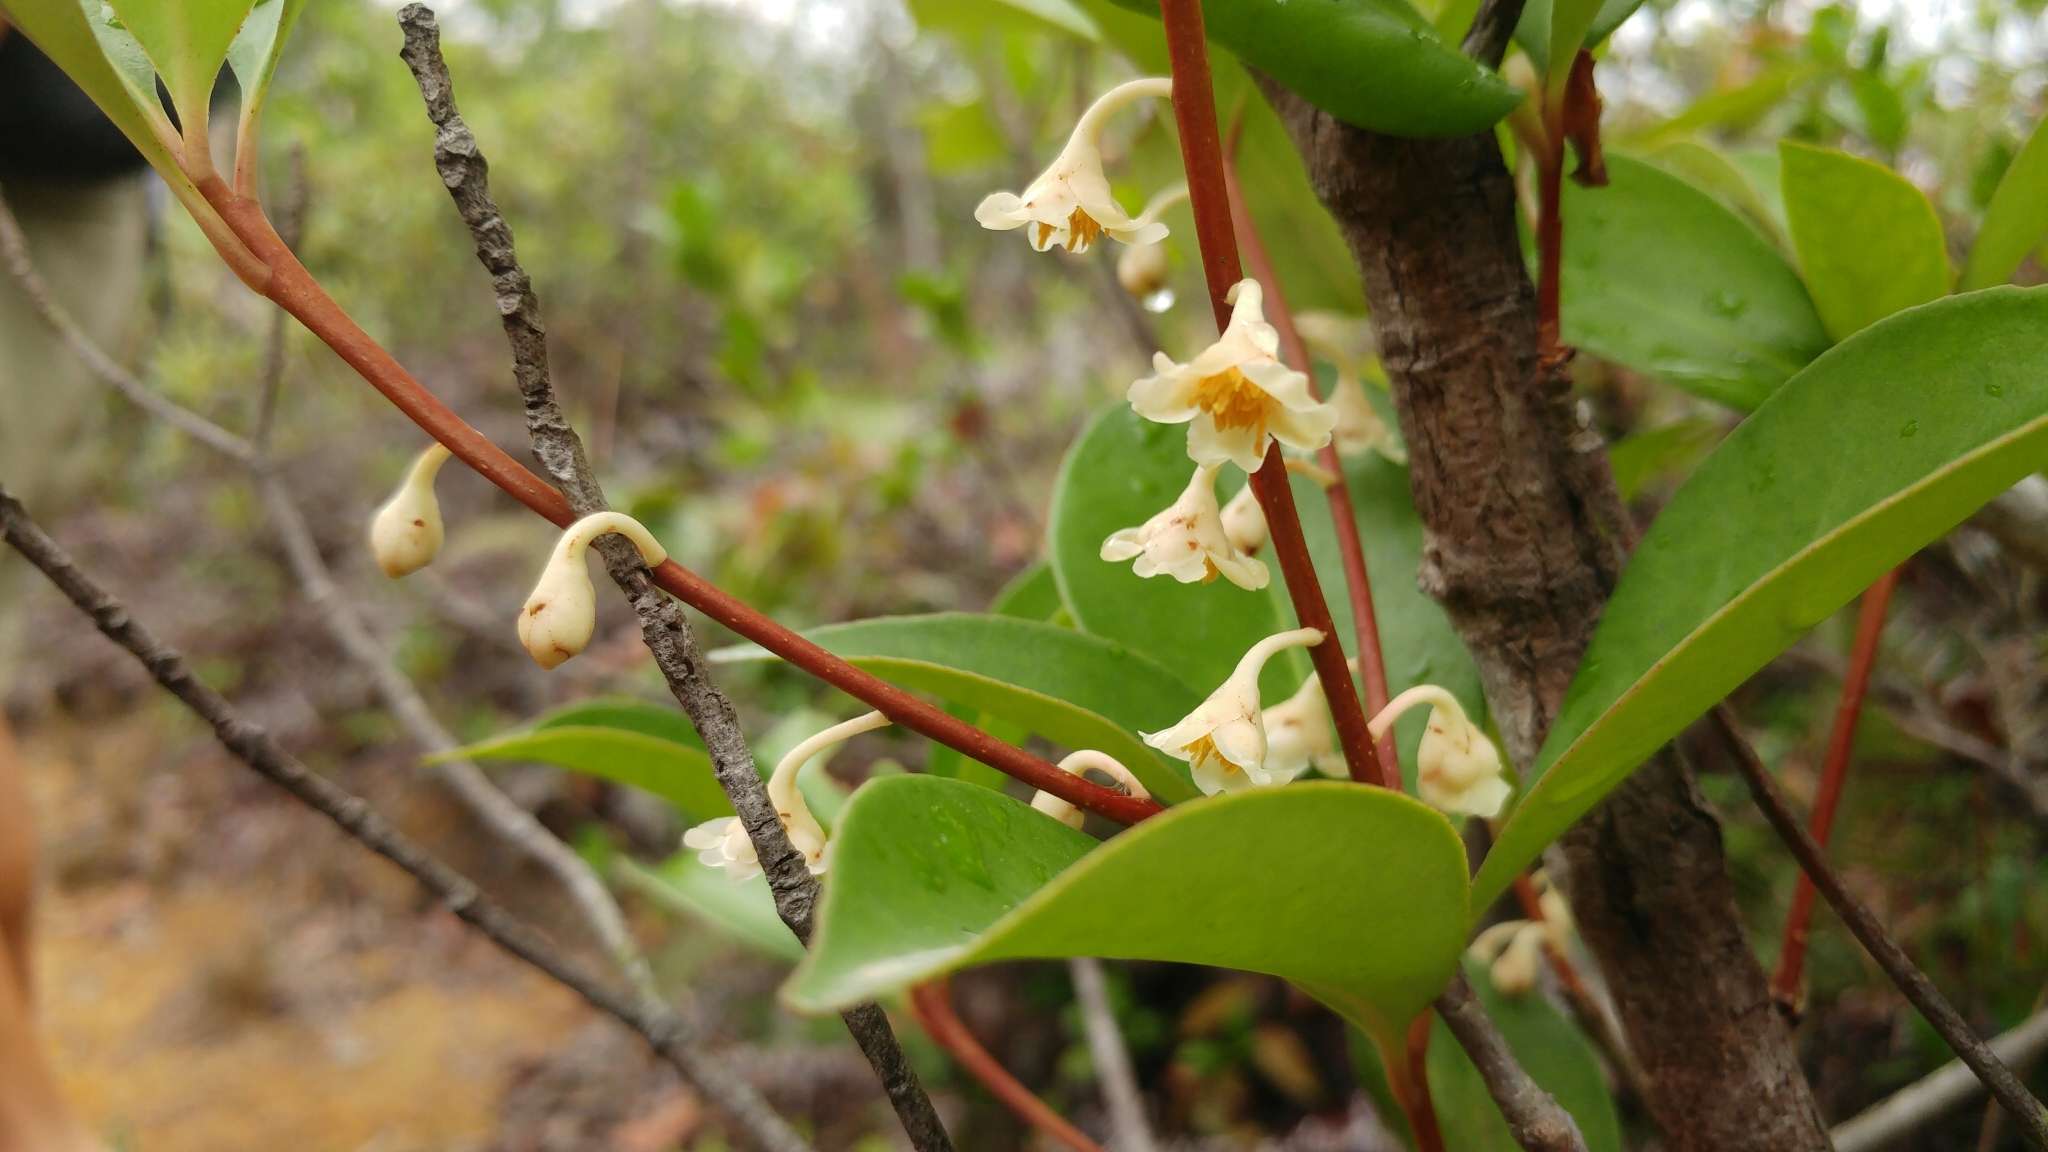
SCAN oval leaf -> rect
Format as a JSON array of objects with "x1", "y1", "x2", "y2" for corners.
[
  {"x1": 1474, "y1": 288, "x2": 2048, "y2": 908},
  {"x1": 1781, "y1": 141, "x2": 1950, "y2": 342},
  {"x1": 1097, "y1": 0, "x2": 1520, "y2": 137},
  {"x1": 786, "y1": 776, "x2": 1470, "y2": 1044},
  {"x1": 104, "y1": 0, "x2": 258, "y2": 124},
  {"x1": 1962, "y1": 113, "x2": 2048, "y2": 292},
  {"x1": 713, "y1": 612, "x2": 1205, "y2": 803},
  {"x1": 433, "y1": 724, "x2": 728, "y2": 819},
  {"x1": 225, "y1": 0, "x2": 307, "y2": 134},
  {"x1": 616, "y1": 855, "x2": 804, "y2": 963},
  {"x1": 1561, "y1": 154, "x2": 1828, "y2": 410}
]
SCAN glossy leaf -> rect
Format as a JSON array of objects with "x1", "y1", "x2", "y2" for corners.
[
  {"x1": 104, "y1": 0, "x2": 257, "y2": 124},
  {"x1": 1962, "y1": 114, "x2": 2048, "y2": 291},
  {"x1": 714, "y1": 612, "x2": 1204, "y2": 803},
  {"x1": 1475, "y1": 288, "x2": 2048, "y2": 908},
  {"x1": 1429, "y1": 964, "x2": 1623, "y2": 1152},
  {"x1": 991, "y1": 560, "x2": 1065, "y2": 622},
  {"x1": 1513, "y1": 0, "x2": 1642, "y2": 76},
  {"x1": 533, "y1": 696, "x2": 705, "y2": 747},
  {"x1": 786, "y1": 776, "x2": 1471, "y2": 1045},
  {"x1": 616, "y1": 856, "x2": 803, "y2": 963},
  {"x1": 0, "y1": 0, "x2": 179, "y2": 174},
  {"x1": 432, "y1": 724, "x2": 727, "y2": 819},
  {"x1": 224, "y1": 0, "x2": 306, "y2": 135},
  {"x1": 1050, "y1": 405, "x2": 1288, "y2": 696},
  {"x1": 1644, "y1": 140, "x2": 1789, "y2": 249},
  {"x1": 1780, "y1": 141, "x2": 1950, "y2": 342},
  {"x1": 1607, "y1": 417, "x2": 1724, "y2": 500},
  {"x1": 1281, "y1": 452, "x2": 1487, "y2": 783},
  {"x1": 1560, "y1": 155, "x2": 1828, "y2": 410},
  {"x1": 1093, "y1": 0, "x2": 1520, "y2": 138}
]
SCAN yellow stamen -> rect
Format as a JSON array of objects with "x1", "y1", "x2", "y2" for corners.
[
  {"x1": 1185, "y1": 735, "x2": 1242, "y2": 775},
  {"x1": 1034, "y1": 221, "x2": 1057, "y2": 249},
  {"x1": 1192, "y1": 366, "x2": 1271, "y2": 440},
  {"x1": 1200, "y1": 557, "x2": 1220, "y2": 584},
  {"x1": 1065, "y1": 208, "x2": 1105, "y2": 252}
]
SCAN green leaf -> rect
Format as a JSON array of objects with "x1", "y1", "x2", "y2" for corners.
[
  {"x1": 1512, "y1": 0, "x2": 1613, "y2": 88},
  {"x1": 1560, "y1": 155, "x2": 1829, "y2": 410},
  {"x1": 907, "y1": 0, "x2": 1101, "y2": 40},
  {"x1": 1050, "y1": 405, "x2": 1286, "y2": 696},
  {"x1": 1095, "y1": 0, "x2": 1520, "y2": 138},
  {"x1": 104, "y1": 0, "x2": 258, "y2": 125},
  {"x1": 1780, "y1": 141, "x2": 1950, "y2": 342},
  {"x1": 1607, "y1": 417, "x2": 1724, "y2": 500},
  {"x1": 1643, "y1": 140, "x2": 1789, "y2": 249},
  {"x1": 1624, "y1": 64, "x2": 1822, "y2": 148},
  {"x1": 616, "y1": 856, "x2": 804, "y2": 963},
  {"x1": 533, "y1": 696, "x2": 707, "y2": 747},
  {"x1": 786, "y1": 776, "x2": 1471, "y2": 1045},
  {"x1": 434, "y1": 724, "x2": 728, "y2": 820},
  {"x1": 713, "y1": 613, "x2": 1204, "y2": 804},
  {"x1": 1474, "y1": 288, "x2": 2048, "y2": 908},
  {"x1": 224, "y1": 0, "x2": 306, "y2": 136},
  {"x1": 1281, "y1": 452, "x2": 1487, "y2": 784},
  {"x1": 991, "y1": 560, "x2": 1065, "y2": 621},
  {"x1": 1962, "y1": 113, "x2": 2048, "y2": 291},
  {"x1": 1428, "y1": 963, "x2": 1623, "y2": 1152},
  {"x1": 0, "y1": 0, "x2": 179, "y2": 173}
]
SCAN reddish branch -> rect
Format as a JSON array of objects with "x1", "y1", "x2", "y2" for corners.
[
  {"x1": 1770, "y1": 566, "x2": 1903, "y2": 1014},
  {"x1": 1221, "y1": 143, "x2": 1401, "y2": 789},
  {"x1": 1157, "y1": 0, "x2": 1379, "y2": 789},
  {"x1": 909, "y1": 981, "x2": 1107, "y2": 1152},
  {"x1": 183, "y1": 174, "x2": 1159, "y2": 829},
  {"x1": 1533, "y1": 51, "x2": 1605, "y2": 365},
  {"x1": 1403, "y1": 1015, "x2": 1449, "y2": 1152}
]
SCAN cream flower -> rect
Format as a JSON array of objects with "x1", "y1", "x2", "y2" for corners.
[
  {"x1": 682, "y1": 815, "x2": 761, "y2": 881},
  {"x1": 1469, "y1": 918, "x2": 1548, "y2": 997},
  {"x1": 1100, "y1": 463, "x2": 1268, "y2": 591},
  {"x1": 1128, "y1": 280, "x2": 1336, "y2": 471},
  {"x1": 517, "y1": 512, "x2": 667, "y2": 669},
  {"x1": 686, "y1": 711, "x2": 890, "y2": 881},
  {"x1": 368, "y1": 443, "x2": 452, "y2": 578},
  {"x1": 1115, "y1": 185, "x2": 1189, "y2": 299},
  {"x1": 1031, "y1": 749, "x2": 1151, "y2": 829},
  {"x1": 1218, "y1": 483, "x2": 1267, "y2": 556},
  {"x1": 975, "y1": 78, "x2": 1175, "y2": 253},
  {"x1": 1367, "y1": 684, "x2": 1511, "y2": 818},
  {"x1": 1294, "y1": 311, "x2": 1405, "y2": 464},
  {"x1": 1263, "y1": 676, "x2": 1343, "y2": 781},
  {"x1": 1144, "y1": 627, "x2": 1325, "y2": 796}
]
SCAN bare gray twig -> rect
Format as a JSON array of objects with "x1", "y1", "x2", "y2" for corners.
[
  {"x1": 1436, "y1": 973, "x2": 1590, "y2": 1152},
  {"x1": 0, "y1": 488, "x2": 814, "y2": 1152},
  {"x1": 1833, "y1": 1003, "x2": 2048, "y2": 1152},
  {"x1": 1070, "y1": 958, "x2": 1155, "y2": 1152},
  {"x1": 395, "y1": 8, "x2": 953, "y2": 1148},
  {"x1": 1704, "y1": 707, "x2": 2048, "y2": 1148}
]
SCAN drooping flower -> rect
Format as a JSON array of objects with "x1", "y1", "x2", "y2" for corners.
[
  {"x1": 1217, "y1": 483, "x2": 1266, "y2": 556},
  {"x1": 1115, "y1": 185, "x2": 1189, "y2": 301},
  {"x1": 686, "y1": 711, "x2": 891, "y2": 881},
  {"x1": 1128, "y1": 280, "x2": 1336, "y2": 471},
  {"x1": 1367, "y1": 684, "x2": 1511, "y2": 818},
  {"x1": 975, "y1": 78, "x2": 1176, "y2": 254},
  {"x1": 517, "y1": 512, "x2": 668, "y2": 669},
  {"x1": 1100, "y1": 463, "x2": 1268, "y2": 591},
  {"x1": 1263, "y1": 676, "x2": 1343, "y2": 781},
  {"x1": 1031, "y1": 749, "x2": 1151, "y2": 829},
  {"x1": 1469, "y1": 918, "x2": 1547, "y2": 997},
  {"x1": 1144, "y1": 627, "x2": 1325, "y2": 795},
  {"x1": 368, "y1": 443, "x2": 453, "y2": 578},
  {"x1": 1293, "y1": 311, "x2": 1405, "y2": 464}
]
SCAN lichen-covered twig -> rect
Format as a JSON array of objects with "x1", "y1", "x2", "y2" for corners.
[
  {"x1": 0, "y1": 487, "x2": 813, "y2": 1152},
  {"x1": 394, "y1": 8, "x2": 953, "y2": 1146}
]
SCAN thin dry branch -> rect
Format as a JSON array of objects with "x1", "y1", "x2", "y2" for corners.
[
  {"x1": 1070, "y1": 957, "x2": 1157, "y2": 1152},
  {"x1": 1833, "y1": 1004, "x2": 2048, "y2": 1152},
  {"x1": 394, "y1": 9, "x2": 952, "y2": 1147},
  {"x1": 1436, "y1": 972, "x2": 1588, "y2": 1152},
  {"x1": 1705, "y1": 707, "x2": 2048, "y2": 1147},
  {"x1": 0, "y1": 488, "x2": 813, "y2": 1152}
]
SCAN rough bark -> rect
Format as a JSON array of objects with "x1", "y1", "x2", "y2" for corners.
[{"x1": 1262, "y1": 89, "x2": 1833, "y2": 1151}]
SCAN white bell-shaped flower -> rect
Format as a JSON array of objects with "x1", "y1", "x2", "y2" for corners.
[
  {"x1": 517, "y1": 512, "x2": 668, "y2": 669},
  {"x1": 1367, "y1": 684, "x2": 1512, "y2": 818},
  {"x1": 1100, "y1": 463, "x2": 1269, "y2": 591},
  {"x1": 1294, "y1": 311, "x2": 1405, "y2": 464},
  {"x1": 1144, "y1": 627, "x2": 1325, "y2": 796},
  {"x1": 1263, "y1": 676, "x2": 1343, "y2": 781},
  {"x1": 1217, "y1": 482, "x2": 1267, "y2": 556},
  {"x1": 682, "y1": 815, "x2": 761, "y2": 881},
  {"x1": 1469, "y1": 919, "x2": 1548, "y2": 997},
  {"x1": 975, "y1": 78, "x2": 1176, "y2": 253},
  {"x1": 1128, "y1": 280, "x2": 1336, "y2": 471},
  {"x1": 368, "y1": 443, "x2": 453, "y2": 578},
  {"x1": 1030, "y1": 749, "x2": 1151, "y2": 829}
]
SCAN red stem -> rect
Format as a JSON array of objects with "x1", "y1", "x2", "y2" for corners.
[
  {"x1": 1510, "y1": 873, "x2": 1593, "y2": 1008},
  {"x1": 192, "y1": 174, "x2": 1161, "y2": 828},
  {"x1": 1770, "y1": 565, "x2": 1903, "y2": 1011},
  {"x1": 1534, "y1": 130, "x2": 1565, "y2": 365},
  {"x1": 909, "y1": 980, "x2": 1107, "y2": 1152},
  {"x1": 1401, "y1": 1013, "x2": 1449, "y2": 1152},
  {"x1": 1158, "y1": 0, "x2": 1379, "y2": 790},
  {"x1": 1221, "y1": 151, "x2": 1400, "y2": 790}
]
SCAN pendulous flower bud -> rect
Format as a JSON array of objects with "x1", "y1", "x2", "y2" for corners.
[
  {"x1": 1031, "y1": 749, "x2": 1151, "y2": 829},
  {"x1": 368, "y1": 443, "x2": 453, "y2": 578},
  {"x1": 517, "y1": 512, "x2": 667, "y2": 669},
  {"x1": 1367, "y1": 684, "x2": 1512, "y2": 818}
]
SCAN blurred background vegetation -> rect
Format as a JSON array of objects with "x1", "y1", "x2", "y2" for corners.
[{"x1": 4, "y1": 0, "x2": 2044, "y2": 1147}]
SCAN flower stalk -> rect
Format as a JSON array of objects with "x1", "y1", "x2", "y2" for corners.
[{"x1": 1154, "y1": 0, "x2": 1379, "y2": 791}]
